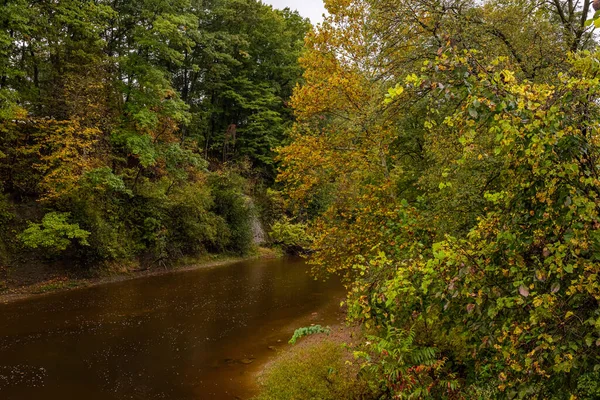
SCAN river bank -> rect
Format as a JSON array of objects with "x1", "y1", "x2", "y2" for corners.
[
  {"x1": 253, "y1": 323, "x2": 373, "y2": 400},
  {"x1": 0, "y1": 247, "x2": 281, "y2": 304}
]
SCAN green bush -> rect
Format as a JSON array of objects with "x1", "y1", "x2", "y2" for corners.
[
  {"x1": 160, "y1": 182, "x2": 224, "y2": 258},
  {"x1": 255, "y1": 341, "x2": 373, "y2": 400},
  {"x1": 73, "y1": 173, "x2": 225, "y2": 264},
  {"x1": 61, "y1": 168, "x2": 257, "y2": 265},
  {"x1": 257, "y1": 188, "x2": 286, "y2": 228},
  {"x1": 576, "y1": 372, "x2": 600, "y2": 399},
  {"x1": 7, "y1": 163, "x2": 257, "y2": 267},
  {"x1": 208, "y1": 171, "x2": 254, "y2": 255},
  {"x1": 463, "y1": 381, "x2": 502, "y2": 400},
  {"x1": 269, "y1": 217, "x2": 312, "y2": 254},
  {"x1": 353, "y1": 324, "x2": 460, "y2": 399},
  {"x1": 71, "y1": 182, "x2": 141, "y2": 262},
  {"x1": 20, "y1": 212, "x2": 90, "y2": 253}
]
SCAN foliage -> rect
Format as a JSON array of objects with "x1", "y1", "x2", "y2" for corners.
[
  {"x1": 576, "y1": 371, "x2": 600, "y2": 399},
  {"x1": 270, "y1": 217, "x2": 313, "y2": 254},
  {"x1": 0, "y1": 193, "x2": 15, "y2": 266},
  {"x1": 172, "y1": 0, "x2": 310, "y2": 179},
  {"x1": 277, "y1": 0, "x2": 600, "y2": 397},
  {"x1": 359, "y1": 52, "x2": 600, "y2": 397},
  {"x1": 288, "y1": 325, "x2": 330, "y2": 345},
  {"x1": 354, "y1": 326, "x2": 460, "y2": 399},
  {"x1": 20, "y1": 212, "x2": 90, "y2": 253},
  {"x1": 208, "y1": 169, "x2": 255, "y2": 255},
  {"x1": 35, "y1": 119, "x2": 102, "y2": 200},
  {"x1": 0, "y1": 0, "x2": 306, "y2": 270},
  {"x1": 255, "y1": 340, "x2": 373, "y2": 400}
]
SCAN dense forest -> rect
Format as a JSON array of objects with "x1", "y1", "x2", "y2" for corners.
[
  {"x1": 0, "y1": 0, "x2": 308, "y2": 272},
  {"x1": 1, "y1": 0, "x2": 600, "y2": 398}
]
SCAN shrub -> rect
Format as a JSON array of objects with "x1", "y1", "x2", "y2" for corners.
[
  {"x1": 288, "y1": 325, "x2": 330, "y2": 344},
  {"x1": 208, "y1": 170, "x2": 254, "y2": 255},
  {"x1": 353, "y1": 325, "x2": 460, "y2": 399},
  {"x1": 70, "y1": 184, "x2": 140, "y2": 262},
  {"x1": 0, "y1": 193, "x2": 15, "y2": 265},
  {"x1": 20, "y1": 212, "x2": 90, "y2": 253},
  {"x1": 576, "y1": 371, "x2": 600, "y2": 400},
  {"x1": 269, "y1": 217, "x2": 312, "y2": 254},
  {"x1": 161, "y1": 182, "x2": 223, "y2": 257}
]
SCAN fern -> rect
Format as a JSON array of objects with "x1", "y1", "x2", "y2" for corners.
[
  {"x1": 288, "y1": 325, "x2": 330, "y2": 345},
  {"x1": 356, "y1": 325, "x2": 460, "y2": 398}
]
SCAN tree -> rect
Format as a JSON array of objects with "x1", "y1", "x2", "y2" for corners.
[
  {"x1": 0, "y1": 0, "x2": 307, "y2": 269},
  {"x1": 277, "y1": 0, "x2": 600, "y2": 396},
  {"x1": 174, "y1": 0, "x2": 310, "y2": 178}
]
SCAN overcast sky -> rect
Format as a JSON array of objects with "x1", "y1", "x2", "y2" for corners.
[{"x1": 262, "y1": 0, "x2": 327, "y2": 24}]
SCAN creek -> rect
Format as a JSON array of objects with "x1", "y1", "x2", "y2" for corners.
[{"x1": 0, "y1": 257, "x2": 344, "y2": 399}]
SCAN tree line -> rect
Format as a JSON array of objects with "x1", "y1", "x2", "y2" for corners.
[{"x1": 0, "y1": 0, "x2": 308, "y2": 268}]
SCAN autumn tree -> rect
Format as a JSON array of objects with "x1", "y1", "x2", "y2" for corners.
[{"x1": 278, "y1": 0, "x2": 600, "y2": 397}]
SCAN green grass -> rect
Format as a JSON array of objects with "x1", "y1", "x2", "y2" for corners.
[{"x1": 254, "y1": 340, "x2": 373, "y2": 400}]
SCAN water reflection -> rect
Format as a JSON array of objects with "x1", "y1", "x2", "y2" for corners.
[{"x1": 0, "y1": 257, "x2": 344, "y2": 399}]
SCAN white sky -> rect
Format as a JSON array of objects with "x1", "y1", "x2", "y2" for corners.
[
  {"x1": 263, "y1": 0, "x2": 600, "y2": 27},
  {"x1": 262, "y1": 0, "x2": 327, "y2": 24}
]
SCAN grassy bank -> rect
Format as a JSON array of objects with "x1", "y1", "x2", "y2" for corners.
[{"x1": 254, "y1": 324, "x2": 376, "y2": 400}]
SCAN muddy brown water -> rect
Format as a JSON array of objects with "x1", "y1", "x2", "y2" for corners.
[{"x1": 0, "y1": 257, "x2": 345, "y2": 399}]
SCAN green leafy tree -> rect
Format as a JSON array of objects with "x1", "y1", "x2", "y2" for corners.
[
  {"x1": 20, "y1": 212, "x2": 90, "y2": 253},
  {"x1": 174, "y1": 0, "x2": 310, "y2": 178},
  {"x1": 0, "y1": 0, "x2": 306, "y2": 271}
]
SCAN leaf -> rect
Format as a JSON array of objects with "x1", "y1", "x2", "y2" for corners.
[
  {"x1": 564, "y1": 264, "x2": 574, "y2": 273},
  {"x1": 518, "y1": 285, "x2": 529, "y2": 297}
]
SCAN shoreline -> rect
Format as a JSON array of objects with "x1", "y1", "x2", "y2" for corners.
[
  {"x1": 0, "y1": 248, "x2": 281, "y2": 305},
  {"x1": 254, "y1": 322, "x2": 360, "y2": 377},
  {"x1": 252, "y1": 323, "x2": 365, "y2": 399}
]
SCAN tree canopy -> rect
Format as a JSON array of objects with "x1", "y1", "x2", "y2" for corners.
[
  {"x1": 277, "y1": 0, "x2": 600, "y2": 397},
  {"x1": 0, "y1": 0, "x2": 309, "y2": 266}
]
